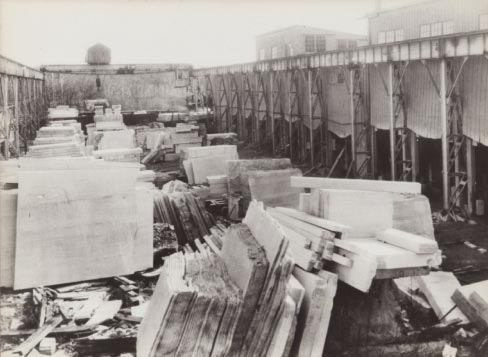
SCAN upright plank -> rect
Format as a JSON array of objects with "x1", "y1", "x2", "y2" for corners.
[
  {"x1": 0, "y1": 189, "x2": 17, "y2": 287},
  {"x1": 14, "y1": 169, "x2": 139, "y2": 289}
]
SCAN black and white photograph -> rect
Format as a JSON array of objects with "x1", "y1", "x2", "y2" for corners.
[{"x1": 0, "y1": 0, "x2": 487, "y2": 356}]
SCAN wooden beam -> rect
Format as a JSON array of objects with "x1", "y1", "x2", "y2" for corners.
[
  {"x1": 388, "y1": 62, "x2": 396, "y2": 180},
  {"x1": 308, "y1": 69, "x2": 314, "y2": 167},
  {"x1": 349, "y1": 68, "x2": 356, "y2": 171},
  {"x1": 13, "y1": 77, "x2": 19, "y2": 154},
  {"x1": 2, "y1": 75, "x2": 9, "y2": 159},
  {"x1": 290, "y1": 176, "x2": 421, "y2": 194},
  {"x1": 440, "y1": 58, "x2": 449, "y2": 210},
  {"x1": 466, "y1": 137, "x2": 474, "y2": 217}
]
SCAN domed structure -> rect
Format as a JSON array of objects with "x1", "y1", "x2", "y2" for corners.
[{"x1": 85, "y1": 43, "x2": 111, "y2": 65}]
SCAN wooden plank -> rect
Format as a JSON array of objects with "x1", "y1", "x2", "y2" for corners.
[
  {"x1": 9, "y1": 315, "x2": 63, "y2": 356},
  {"x1": 221, "y1": 225, "x2": 268, "y2": 353},
  {"x1": 313, "y1": 189, "x2": 394, "y2": 238},
  {"x1": 376, "y1": 228, "x2": 438, "y2": 254},
  {"x1": 415, "y1": 272, "x2": 469, "y2": 323},
  {"x1": 289, "y1": 176, "x2": 421, "y2": 193},
  {"x1": 0, "y1": 189, "x2": 17, "y2": 287},
  {"x1": 292, "y1": 267, "x2": 338, "y2": 357},
  {"x1": 14, "y1": 169, "x2": 139, "y2": 289},
  {"x1": 451, "y1": 280, "x2": 488, "y2": 328},
  {"x1": 335, "y1": 238, "x2": 441, "y2": 270},
  {"x1": 330, "y1": 247, "x2": 378, "y2": 293},
  {"x1": 274, "y1": 206, "x2": 351, "y2": 238},
  {"x1": 86, "y1": 300, "x2": 122, "y2": 325}
]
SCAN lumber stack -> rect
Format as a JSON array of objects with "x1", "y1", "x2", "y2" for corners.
[
  {"x1": 153, "y1": 190, "x2": 215, "y2": 245},
  {"x1": 3, "y1": 158, "x2": 155, "y2": 289},
  {"x1": 27, "y1": 125, "x2": 85, "y2": 158},
  {"x1": 137, "y1": 246, "x2": 242, "y2": 357},
  {"x1": 269, "y1": 203, "x2": 441, "y2": 293},
  {"x1": 139, "y1": 200, "x2": 297, "y2": 356},
  {"x1": 94, "y1": 106, "x2": 125, "y2": 131},
  {"x1": 183, "y1": 145, "x2": 238, "y2": 184},
  {"x1": 292, "y1": 177, "x2": 435, "y2": 239}
]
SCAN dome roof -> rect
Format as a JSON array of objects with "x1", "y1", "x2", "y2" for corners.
[{"x1": 85, "y1": 43, "x2": 111, "y2": 65}]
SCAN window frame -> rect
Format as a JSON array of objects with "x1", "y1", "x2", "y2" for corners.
[
  {"x1": 378, "y1": 31, "x2": 386, "y2": 44},
  {"x1": 271, "y1": 46, "x2": 278, "y2": 59},
  {"x1": 420, "y1": 24, "x2": 430, "y2": 38},
  {"x1": 480, "y1": 14, "x2": 488, "y2": 30}
]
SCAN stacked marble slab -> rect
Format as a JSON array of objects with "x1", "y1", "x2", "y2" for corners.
[{"x1": 27, "y1": 125, "x2": 85, "y2": 158}]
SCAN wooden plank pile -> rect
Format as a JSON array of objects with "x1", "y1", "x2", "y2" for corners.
[
  {"x1": 153, "y1": 190, "x2": 215, "y2": 246},
  {"x1": 292, "y1": 177, "x2": 434, "y2": 239},
  {"x1": 27, "y1": 125, "x2": 85, "y2": 158},
  {"x1": 271, "y1": 177, "x2": 441, "y2": 293},
  {"x1": 1, "y1": 158, "x2": 155, "y2": 289},
  {"x1": 138, "y1": 200, "x2": 303, "y2": 357},
  {"x1": 94, "y1": 106, "x2": 125, "y2": 131},
  {"x1": 183, "y1": 145, "x2": 238, "y2": 184}
]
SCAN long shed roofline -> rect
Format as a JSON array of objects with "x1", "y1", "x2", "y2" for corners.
[
  {"x1": 195, "y1": 30, "x2": 488, "y2": 75},
  {"x1": 0, "y1": 54, "x2": 44, "y2": 79}
]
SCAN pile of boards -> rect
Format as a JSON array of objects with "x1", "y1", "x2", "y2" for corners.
[
  {"x1": 27, "y1": 122, "x2": 85, "y2": 158},
  {"x1": 0, "y1": 156, "x2": 155, "y2": 290},
  {"x1": 415, "y1": 271, "x2": 488, "y2": 328},
  {"x1": 139, "y1": 123, "x2": 203, "y2": 164},
  {"x1": 139, "y1": 200, "x2": 339, "y2": 357},
  {"x1": 271, "y1": 177, "x2": 441, "y2": 293},
  {"x1": 90, "y1": 105, "x2": 143, "y2": 163},
  {"x1": 153, "y1": 190, "x2": 215, "y2": 246}
]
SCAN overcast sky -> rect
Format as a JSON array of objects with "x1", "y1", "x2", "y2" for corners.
[{"x1": 0, "y1": 0, "x2": 420, "y2": 68}]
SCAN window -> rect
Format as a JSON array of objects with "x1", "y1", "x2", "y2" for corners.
[
  {"x1": 271, "y1": 46, "x2": 278, "y2": 59},
  {"x1": 337, "y1": 39, "x2": 348, "y2": 50},
  {"x1": 305, "y1": 35, "x2": 315, "y2": 52},
  {"x1": 259, "y1": 48, "x2": 265, "y2": 60},
  {"x1": 443, "y1": 21, "x2": 454, "y2": 35},
  {"x1": 386, "y1": 30, "x2": 395, "y2": 43},
  {"x1": 431, "y1": 22, "x2": 442, "y2": 36},
  {"x1": 316, "y1": 35, "x2": 326, "y2": 52},
  {"x1": 378, "y1": 31, "x2": 386, "y2": 44},
  {"x1": 480, "y1": 14, "x2": 488, "y2": 30},
  {"x1": 348, "y1": 40, "x2": 357, "y2": 49},
  {"x1": 420, "y1": 24, "x2": 430, "y2": 38},
  {"x1": 287, "y1": 44, "x2": 294, "y2": 56},
  {"x1": 395, "y1": 29, "x2": 404, "y2": 42}
]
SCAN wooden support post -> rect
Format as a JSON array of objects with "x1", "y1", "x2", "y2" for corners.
[
  {"x1": 440, "y1": 59, "x2": 449, "y2": 210},
  {"x1": 411, "y1": 132, "x2": 419, "y2": 182},
  {"x1": 13, "y1": 77, "x2": 19, "y2": 155},
  {"x1": 349, "y1": 69, "x2": 356, "y2": 174},
  {"x1": 270, "y1": 72, "x2": 275, "y2": 154},
  {"x1": 466, "y1": 138, "x2": 474, "y2": 217},
  {"x1": 288, "y1": 73, "x2": 293, "y2": 162},
  {"x1": 2, "y1": 75, "x2": 9, "y2": 159},
  {"x1": 388, "y1": 62, "x2": 396, "y2": 181},
  {"x1": 308, "y1": 69, "x2": 314, "y2": 167}
]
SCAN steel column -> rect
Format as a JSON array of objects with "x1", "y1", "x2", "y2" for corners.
[
  {"x1": 349, "y1": 69, "x2": 355, "y2": 168},
  {"x1": 308, "y1": 69, "x2": 314, "y2": 166}
]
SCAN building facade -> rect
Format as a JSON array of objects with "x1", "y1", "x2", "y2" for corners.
[
  {"x1": 368, "y1": 0, "x2": 488, "y2": 45},
  {"x1": 255, "y1": 25, "x2": 368, "y2": 61}
]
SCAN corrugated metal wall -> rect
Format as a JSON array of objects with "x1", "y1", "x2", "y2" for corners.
[
  {"x1": 462, "y1": 56, "x2": 488, "y2": 146},
  {"x1": 325, "y1": 67, "x2": 351, "y2": 138}
]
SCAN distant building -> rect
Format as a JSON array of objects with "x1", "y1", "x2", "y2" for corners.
[
  {"x1": 255, "y1": 25, "x2": 368, "y2": 61},
  {"x1": 368, "y1": 0, "x2": 488, "y2": 45}
]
